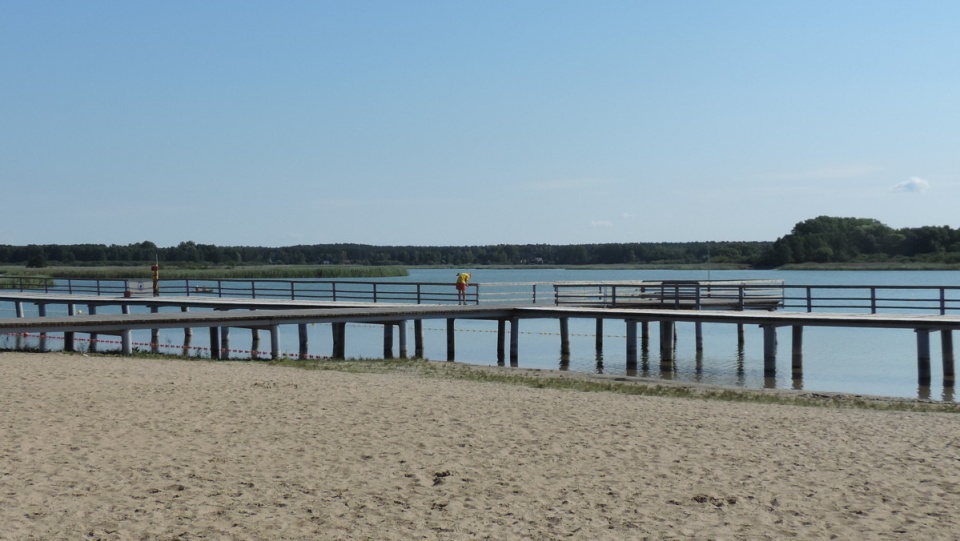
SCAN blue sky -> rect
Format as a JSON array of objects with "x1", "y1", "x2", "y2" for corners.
[{"x1": 2, "y1": 1, "x2": 958, "y2": 248}]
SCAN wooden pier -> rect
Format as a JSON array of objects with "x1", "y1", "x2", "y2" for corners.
[{"x1": 1, "y1": 291, "x2": 959, "y2": 387}]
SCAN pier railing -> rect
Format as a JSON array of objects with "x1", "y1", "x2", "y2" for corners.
[
  {"x1": 781, "y1": 284, "x2": 960, "y2": 315},
  {"x1": 552, "y1": 280, "x2": 786, "y2": 310},
  {"x1": 5, "y1": 276, "x2": 960, "y2": 315}
]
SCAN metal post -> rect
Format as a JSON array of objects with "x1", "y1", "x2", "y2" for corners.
[
  {"x1": 942, "y1": 329, "x2": 955, "y2": 387},
  {"x1": 398, "y1": 322, "x2": 408, "y2": 359},
  {"x1": 298, "y1": 323, "x2": 308, "y2": 359},
  {"x1": 446, "y1": 318, "x2": 455, "y2": 361},
  {"x1": 415, "y1": 320, "x2": 424, "y2": 358},
  {"x1": 383, "y1": 323, "x2": 394, "y2": 359},
  {"x1": 559, "y1": 317, "x2": 570, "y2": 356},
  {"x1": 917, "y1": 328, "x2": 932, "y2": 386},
  {"x1": 509, "y1": 317, "x2": 520, "y2": 366},
  {"x1": 762, "y1": 324, "x2": 777, "y2": 376},
  {"x1": 270, "y1": 324, "x2": 281, "y2": 360},
  {"x1": 625, "y1": 320, "x2": 637, "y2": 369}
]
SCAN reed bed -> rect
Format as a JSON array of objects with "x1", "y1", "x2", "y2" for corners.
[{"x1": 0, "y1": 265, "x2": 407, "y2": 282}]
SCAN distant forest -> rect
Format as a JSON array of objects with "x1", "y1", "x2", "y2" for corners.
[{"x1": 3, "y1": 217, "x2": 960, "y2": 268}]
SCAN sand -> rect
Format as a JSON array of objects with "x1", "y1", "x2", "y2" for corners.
[{"x1": 2, "y1": 352, "x2": 960, "y2": 540}]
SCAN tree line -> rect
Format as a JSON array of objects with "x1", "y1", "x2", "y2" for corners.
[{"x1": 2, "y1": 216, "x2": 959, "y2": 268}]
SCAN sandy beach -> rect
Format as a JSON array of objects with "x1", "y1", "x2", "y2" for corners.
[{"x1": 2, "y1": 352, "x2": 960, "y2": 540}]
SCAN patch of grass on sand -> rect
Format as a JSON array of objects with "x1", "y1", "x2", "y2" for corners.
[{"x1": 264, "y1": 357, "x2": 960, "y2": 414}]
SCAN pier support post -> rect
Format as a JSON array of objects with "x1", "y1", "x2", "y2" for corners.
[
  {"x1": 37, "y1": 304, "x2": 47, "y2": 352},
  {"x1": 509, "y1": 317, "x2": 520, "y2": 366},
  {"x1": 446, "y1": 318, "x2": 455, "y2": 361},
  {"x1": 251, "y1": 329, "x2": 261, "y2": 359},
  {"x1": 625, "y1": 320, "x2": 638, "y2": 369},
  {"x1": 182, "y1": 307, "x2": 193, "y2": 354},
  {"x1": 942, "y1": 330, "x2": 955, "y2": 387},
  {"x1": 414, "y1": 320, "x2": 424, "y2": 358},
  {"x1": 659, "y1": 321, "x2": 674, "y2": 369},
  {"x1": 383, "y1": 324, "x2": 394, "y2": 359},
  {"x1": 209, "y1": 327, "x2": 220, "y2": 360},
  {"x1": 298, "y1": 324, "x2": 309, "y2": 360},
  {"x1": 331, "y1": 323, "x2": 346, "y2": 358},
  {"x1": 220, "y1": 327, "x2": 230, "y2": 358},
  {"x1": 150, "y1": 306, "x2": 160, "y2": 353},
  {"x1": 737, "y1": 323, "x2": 745, "y2": 347},
  {"x1": 791, "y1": 325, "x2": 803, "y2": 377},
  {"x1": 270, "y1": 324, "x2": 281, "y2": 360},
  {"x1": 64, "y1": 304, "x2": 76, "y2": 352},
  {"x1": 559, "y1": 317, "x2": 570, "y2": 357},
  {"x1": 15, "y1": 301, "x2": 23, "y2": 318},
  {"x1": 695, "y1": 322, "x2": 703, "y2": 352},
  {"x1": 917, "y1": 328, "x2": 932, "y2": 386},
  {"x1": 762, "y1": 324, "x2": 777, "y2": 376},
  {"x1": 641, "y1": 321, "x2": 649, "y2": 352},
  {"x1": 398, "y1": 321, "x2": 408, "y2": 359},
  {"x1": 595, "y1": 318, "x2": 603, "y2": 354},
  {"x1": 121, "y1": 330, "x2": 132, "y2": 355},
  {"x1": 87, "y1": 305, "x2": 98, "y2": 353},
  {"x1": 497, "y1": 319, "x2": 506, "y2": 364}
]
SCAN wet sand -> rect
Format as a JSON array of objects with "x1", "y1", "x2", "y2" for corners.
[{"x1": 2, "y1": 352, "x2": 960, "y2": 540}]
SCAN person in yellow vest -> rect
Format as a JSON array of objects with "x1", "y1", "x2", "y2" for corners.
[{"x1": 455, "y1": 272, "x2": 471, "y2": 305}]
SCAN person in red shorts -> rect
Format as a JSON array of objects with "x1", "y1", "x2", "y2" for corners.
[{"x1": 455, "y1": 272, "x2": 471, "y2": 305}]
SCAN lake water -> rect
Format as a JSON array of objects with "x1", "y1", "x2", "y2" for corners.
[{"x1": 3, "y1": 268, "x2": 959, "y2": 401}]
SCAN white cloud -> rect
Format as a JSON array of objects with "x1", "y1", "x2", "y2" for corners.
[
  {"x1": 892, "y1": 177, "x2": 930, "y2": 193},
  {"x1": 621, "y1": 212, "x2": 635, "y2": 219},
  {"x1": 590, "y1": 220, "x2": 614, "y2": 228}
]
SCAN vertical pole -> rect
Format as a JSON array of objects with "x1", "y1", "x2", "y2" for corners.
[
  {"x1": 88, "y1": 305, "x2": 98, "y2": 353},
  {"x1": 220, "y1": 326, "x2": 230, "y2": 359},
  {"x1": 414, "y1": 320, "x2": 424, "y2": 358},
  {"x1": 65, "y1": 304, "x2": 75, "y2": 352},
  {"x1": 497, "y1": 319, "x2": 506, "y2": 364},
  {"x1": 659, "y1": 321, "x2": 674, "y2": 361},
  {"x1": 331, "y1": 323, "x2": 346, "y2": 358},
  {"x1": 942, "y1": 330, "x2": 955, "y2": 387},
  {"x1": 641, "y1": 321, "x2": 649, "y2": 352},
  {"x1": 150, "y1": 305, "x2": 160, "y2": 353},
  {"x1": 251, "y1": 328, "x2": 261, "y2": 359},
  {"x1": 660, "y1": 321, "x2": 674, "y2": 370},
  {"x1": 270, "y1": 324, "x2": 281, "y2": 360},
  {"x1": 763, "y1": 325, "x2": 777, "y2": 376},
  {"x1": 383, "y1": 324, "x2": 394, "y2": 359},
  {"x1": 121, "y1": 330, "x2": 132, "y2": 355},
  {"x1": 695, "y1": 322, "x2": 703, "y2": 351},
  {"x1": 509, "y1": 317, "x2": 520, "y2": 366},
  {"x1": 559, "y1": 317, "x2": 570, "y2": 357},
  {"x1": 398, "y1": 321, "x2": 408, "y2": 359},
  {"x1": 298, "y1": 323, "x2": 309, "y2": 360},
  {"x1": 37, "y1": 304, "x2": 47, "y2": 352},
  {"x1": 182, "y1": 306, "x2": 192, "y2": 353},
  {"x1": 209, "y1": 327, "x2": 220, "y2": 360},
  {"x1": 595, "y1": 318, "x2": 604, "y2": 354},
  {"x1": 625, "y1": 320, "x2": 637, "y2": 369},
  {"x1": 446, "y1": 318, "x2": 455, "y2": 361},
  {"x1": 917, "y1": 328, "x2": 932, "y2": 386},
  {"x1": 791, "y1": 325, "x2": 803, "y2": 378},
  {"x1": 737, "y1": 323, "x2": 745, "y2": 347}
]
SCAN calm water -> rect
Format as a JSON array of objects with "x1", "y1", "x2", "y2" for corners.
[{"x1": 3, "y1": 268, "x2": 959, "y2": 401}]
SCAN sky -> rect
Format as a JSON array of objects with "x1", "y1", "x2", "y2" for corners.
[{"x1": 2, "y1": 1, "x2": 959, "y2": 248}]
